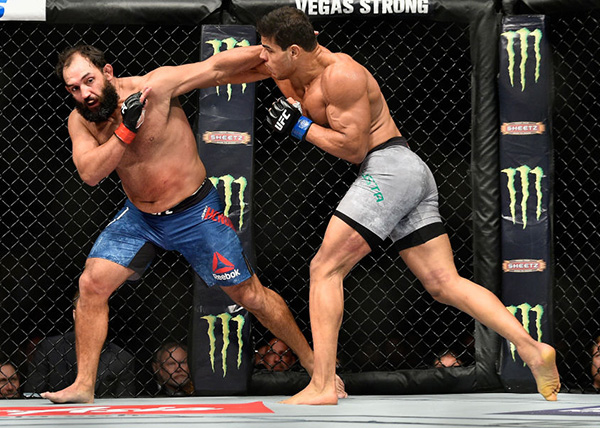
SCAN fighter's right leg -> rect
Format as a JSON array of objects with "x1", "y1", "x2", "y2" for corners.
[{"x1": 41, "y1": 258, "x2": 133, "y2": 403}]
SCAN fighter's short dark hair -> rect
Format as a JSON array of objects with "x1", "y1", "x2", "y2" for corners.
[
  {"x1": 257, "y1": 6, "x2": 317, "y2": 52},
  {"x1": 55, "y1": 45, "x2": 107, "y2": 82}
]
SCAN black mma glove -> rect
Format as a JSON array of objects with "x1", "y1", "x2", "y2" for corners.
[
  {"x1": 266, "y1": 97, "x2": 313, "y2": 141},
  {"x1": 114, "y1": 92, "x2": 146, "y2": 144}
]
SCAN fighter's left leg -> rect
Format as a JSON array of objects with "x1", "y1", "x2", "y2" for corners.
[
  {"x1": 400, "y1": 234, "x2": 560, "y2": 401},
  {"x1": 222, "y1": 275, "x2": 314, "y2": 375},
  {"x1": 279, "y1": 215, "x2": 370, "y2": 405}
]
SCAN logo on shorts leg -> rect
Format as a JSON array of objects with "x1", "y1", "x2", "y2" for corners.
[
  {"x1": 212, "y1": 252, "x2": 241, "y2": 281},
  {"x1": 361, "y1": 173, "x2": 384, "y2": 202}
]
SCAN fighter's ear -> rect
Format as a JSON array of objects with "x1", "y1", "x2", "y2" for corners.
[
  {"x1": 103, "y1": 63, "x2": 114, "y2": 79},
  {"x1": 289, "y1": 44, "x2": 301, "y2": 58}
]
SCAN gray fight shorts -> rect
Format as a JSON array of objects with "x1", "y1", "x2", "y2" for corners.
[{"x1": 335, "y1": 137, "x2": 446, "y2": 252}]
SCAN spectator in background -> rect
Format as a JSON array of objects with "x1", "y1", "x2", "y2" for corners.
[
  {"x1": 21, "y1": 333, "x2": 43, "y2": 365},
  {"x1": 0, "y1": 360, "x2": 21, "y2": 398},
  {"x1": 433, "y1": 350, "x2": 463, "y2": 368},
  {"x1": 152, "y1": 341, "x2": 193, "y2": 396},
  {"x1": 255, "y1": 337, "x2": 298, "y2": 371},
  {"x1": 26, "y1": 292, "x2": 135, "y2": 397},
  {"x1": 591, "y1": 335, "x2": 600, "y2": 392}
]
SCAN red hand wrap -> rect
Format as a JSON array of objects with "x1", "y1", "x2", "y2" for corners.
[{"x1": 114, "y1": 123, "x2": 136, "y2": 145}]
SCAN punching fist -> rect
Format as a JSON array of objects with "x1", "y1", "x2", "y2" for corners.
[
  {"x1": 114, "y1": 91, "x2": 147, "y2": 144},
  {"x1": 266, "y1": 97, "x2": 313, "y2": 141}
]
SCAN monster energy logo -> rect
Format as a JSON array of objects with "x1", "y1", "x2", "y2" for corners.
[
  {"x1": 202, "y1": 313, "x2": 245, "y2": 377},
  {"x1": 210, "y1": 175, "x2": 247, "y2": 231},
  {"x1": 501, "y1": 28, "x2": 542, "y2": 91},
  {"x1": 502, "y1": 165, "x2": 543, "y2": 229},
  {"x1": 506, "y1": 303, "x2": 544, "y2": 364},
  {"x1": 205, "y1": 37, "x2": 251, "y2": 100}
]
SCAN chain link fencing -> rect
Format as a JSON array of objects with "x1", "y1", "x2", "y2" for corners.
[
  {"x1": 550, "y1": 11, "x2": 600, "y2": 393},
  {"x1": 0, "y1": 9, "x2": 597, "y2": 397}
]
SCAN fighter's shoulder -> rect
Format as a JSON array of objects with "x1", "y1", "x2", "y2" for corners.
[
  {"x1": 323, "y1": 53, "x2": 366, "y2": 81},
  {"x1": 321, "y1": 54, "x2": 367, "y2": 98},
  {"x1": 67, "y1": 108, "x2": 87, "y2": 129}
]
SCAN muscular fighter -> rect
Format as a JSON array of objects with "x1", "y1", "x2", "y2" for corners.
[
  {"x1": 44, "y1": 44, "x2": 342, "y2": 403},
  {"x1": 253, "y1": 6, "x2": 561, "y2": 405}
]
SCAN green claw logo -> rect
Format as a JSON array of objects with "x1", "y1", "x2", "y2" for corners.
[
  {"x1": 205, "y1": 37, "x2": 251, "y2": 100},
  {"x1": 210, "y1": 175, "x2": 247, "y2": 231},
  {"x1": 502, "y1": 165, "x2": 544, "y2": 229},
  {"x1": 501, "y1": 28, "x2": 543, "y2": 91},
  {"x1": 506, "y1": 303, "x2": 544, "y2": 365},
  {"x1": 202, "y1": 312, "x2": 245, "y2": 377}
]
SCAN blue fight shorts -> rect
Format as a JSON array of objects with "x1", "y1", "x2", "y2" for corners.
[{"x1": 88, "y1": 180, "x2": 253, "y2": 287}]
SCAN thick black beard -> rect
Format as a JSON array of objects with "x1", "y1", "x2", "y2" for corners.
[{"x1": 75, "y1": 81, "x2": 119, "y2": 123}]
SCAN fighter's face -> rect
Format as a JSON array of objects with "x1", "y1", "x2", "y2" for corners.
[
  {"x1": 259, "y1": 37, "x2": 294, "y2": 80},
  {"x1": 63, "y1": 54, "x2": 118, "y2": 123}
]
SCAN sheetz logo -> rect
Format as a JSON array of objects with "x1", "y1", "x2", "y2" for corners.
[
  {"x1": 202, "y1": 311, "x2": 245, "y2": 376},
  {"x1": 502, "y1": 259, "x2": 546, "y2": 273},
  {"x1": 506, "y1": 303, "x2": 544, "y2": 364},
  {"x1": 209, "y1": 175, "x2": 247, "y2": 231},
  {"x1": 501, "y1": 27, "x2": 543, "y2": 91},
  {"x1": 212, "y1": 252, "x2": 240, "y2": 281},
  {"x1": 501, "y1": 121, "x2": 545, "y2": 135},
  {"x1": 502, "y1": 165, "x2": 544, "y2": 229},
  {"x1": 202, "y1": 131, "x2": 251, "y2": 145},
  {"x1": 206, "y1": 37, "x2": 250, "y2": 100}
]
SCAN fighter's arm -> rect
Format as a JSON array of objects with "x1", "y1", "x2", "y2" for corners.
[
  {"x1": 70, "y1": 89, "x2": 150, "y2": 186},
  {"x1": 307, "y1": 64, "x2": 372, "y2": 164},
  {"x1": 69, "y1": 112, "x2": 127, "y2": 186},
  {"x1": 268, "y1": 62, "x2": 371, "y2": 164},
  {"x1": 143, "y1": 45, "x2": 268, "y2": 98}
]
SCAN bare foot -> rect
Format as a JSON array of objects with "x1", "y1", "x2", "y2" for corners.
[
  {"x1": 335, "y1": 375, "x2": 348, "y2": 399},
  {"x1": 280, "y1": 382, "x2": 338, "y2": 405},
  {"x1": 519, "y1": 342, "x2": 560, "y2": 401},
  {"x1": 41, "y1": 385, "x2": 94, "y2": 404}
]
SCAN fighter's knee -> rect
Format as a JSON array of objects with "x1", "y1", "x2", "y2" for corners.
[
  {"x1": 309, "y1": 252, "x2": 350, "y2": 283},
  {"x1": 78, "y1": 270, "x2": 112, "y2": 301},
  {"x1": 224, "y1": 276, "x2": 264, "y2": 312},
  {"x1": 420, "y1": 270, "x2": 456, "y2": 304},
  {"x1": 309, "y1": 252, "x2": 326, "y2": 278}
]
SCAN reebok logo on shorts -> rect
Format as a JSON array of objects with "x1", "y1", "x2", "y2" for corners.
[
  {"x1": 203, "y1": 206, "x2": 235, "y2": 230},
  {"x1": 212, "y1": 252, "x2": 241, "y2": 281}
]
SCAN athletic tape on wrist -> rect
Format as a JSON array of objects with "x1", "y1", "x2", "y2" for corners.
[
  {"x1": 291, "y1": 116, "x2": 313, "y2": 141},
  {"x1": 114, "y1": 123, "x2": 136, "y2": 145}
]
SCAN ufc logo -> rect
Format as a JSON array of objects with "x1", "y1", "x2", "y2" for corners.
[{"x1": 275, "y1": 110, "x2": 291, "y2": 131}]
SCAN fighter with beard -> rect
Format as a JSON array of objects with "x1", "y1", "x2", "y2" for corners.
[
  {"x1": 73, "y1": 74, "x2": 119, "y2": 123},
  {"x1": 43, "y1": 45, "x2": 346, "y2": 403}
]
